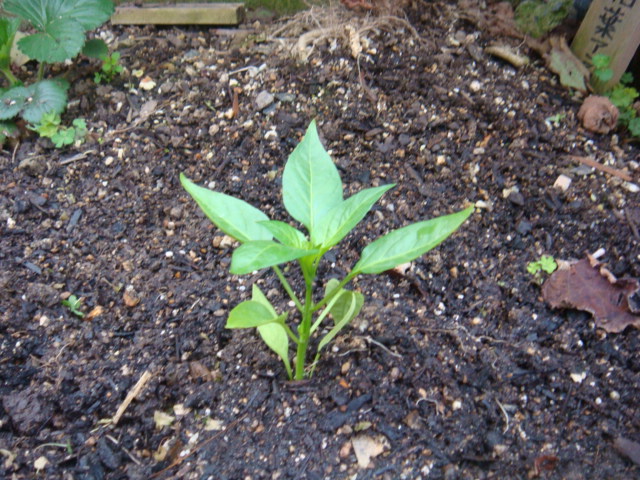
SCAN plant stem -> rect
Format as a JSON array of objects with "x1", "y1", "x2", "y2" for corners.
[
  {"x1": 311, "y1": 271, "x2": 357, "y2": 313},
  {"x1": 1, "y1": 68, "x2": 19, "y2": 86},
  {"x1": 293, "y1": 261, "x2": 317, "y2": 380},
  {"x1": 273, "y1": 265, "x2": 302, "y2": 311},
  {"x1": 37, "y1": 62, "x2": 45, "y2": 81}
]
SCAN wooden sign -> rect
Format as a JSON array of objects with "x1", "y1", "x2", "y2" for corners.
[
  {"x1": 111, "y1": 2, "x2": 245, "y2": 25},
  {"x1": 571, "y1": 0, "x2": 640, "y2": 90}
]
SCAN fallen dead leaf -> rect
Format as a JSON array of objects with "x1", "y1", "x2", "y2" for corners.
[
  {"x1": 139, "y1": 76, "x2": 156, "y2": 91},
  {"x1": 545, "y1": 36, "x2": 589, "y2": 92},
  {"x1": 577, "y1": 96, "x2": 619, "y2": 134},
  {"x1": 34, "y1": 456, "x2": 48, "y2": 472},
  {"x1": 85, "y1": 305, "x2": 104, "y2": 320},
  {"x1": 542, "y1": 257, "x2": 640, "y2": 333},
  {"x1": 352, "y1": 434, "x2": 388, "y2": 468},
  {"x1": 153, "y1": 410, "x2": 175, "y2": 429}
]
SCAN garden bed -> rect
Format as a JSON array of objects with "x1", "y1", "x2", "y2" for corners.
[{"x1": 1, "y1": 2, "x2": 639, "y2": 478}]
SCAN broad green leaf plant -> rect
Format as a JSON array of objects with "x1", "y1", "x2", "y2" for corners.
[
  {"x1": 181, "y1": 121, "x2": 473, "y2": 380},
  {"x1": 0, "y1": 0, "x2": 114, "y2": 144}
]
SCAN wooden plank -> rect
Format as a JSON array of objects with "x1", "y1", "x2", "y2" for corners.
[
  {"x1": 571, "y1": 0, "x2": 640, "y2": 90},
  {"x1": 111, "y1": 3, "x2": 245, "y2": 25}
]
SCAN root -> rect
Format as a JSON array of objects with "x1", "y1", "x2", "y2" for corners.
[{"x1": 267, "y1": 3, "x2": 424, "y2": 62}]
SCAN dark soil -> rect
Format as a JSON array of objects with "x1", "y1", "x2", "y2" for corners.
[{"x1": 1, "y1": 2, "x2": 639, "y2": 479}]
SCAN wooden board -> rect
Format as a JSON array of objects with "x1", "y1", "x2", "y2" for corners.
[
  {"x1": 111, "y1": 2, "x2": 244, "y2": 25},
  {"x1": 571, "y1": 0, "x2": 640, "y2": 90}
]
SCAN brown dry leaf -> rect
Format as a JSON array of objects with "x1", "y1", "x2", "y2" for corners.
[
  {"x1": 613, "y1": 437, "x2": 640, "y2": 466},
  {"x1": 545, "y1": 36, "x2": 589, "y2": 92},
  {"x1": 542, "y1": 258, "x2": 640, "y2": 333},
  {"x1": 85, "y1": 305, "x2": 104, "y2": 320},
  {"x1": 459, "y1": 1, "x2": 523, "y2": 38},
  {"x1": 577, "y1": 96, "x2": 619, "y2": 134},
  {"x1": 352, "y1": 434, "x2": 388, "y2": 468}
]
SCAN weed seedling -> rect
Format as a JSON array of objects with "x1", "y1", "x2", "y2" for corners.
[
  {"x1": 94, "y1": 51, "x2": 124, "y2": 84},
  {"x1": 527, "y1": 255, "x2": 557, "y2": 284},
  {"x1": 31, "y1": 113, "x2": 87, "y2": 148},
  {"x1": 62, "y1": 294, "x2": 85, "y2": 318},
  {"x1": 181, "y1": 120, "x2": 473, "y2": 380}
]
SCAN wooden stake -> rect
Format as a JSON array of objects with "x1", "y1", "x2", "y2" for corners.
[{"x1": 112, "y1": 370, "x2": 152, "y2": 425}]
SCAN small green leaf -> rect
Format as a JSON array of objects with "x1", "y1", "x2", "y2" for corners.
[
  {"x1": 180, "y1": 173, "x2": 272, "y2": 243},
  {"x1": 353, "y1": 206, "x2": 473, "y2": 274},
  {"x1": 21, "y1": 80, "x2": 68, "y2": 124},
  {"x1": 282, "y1": 119, "x2": 343, "y2": 233},
  {"x1": 251, "y1": 284, "x2": 277, "y2": 316},
  {"x1": 230, "y1": 241, "x2": 317, "y2": 275},
  {"x1": 259, "y1": 220, "x2": 308, "y2": 248},
  {"x1": 226, "y1": 300, "x2": 287, "y2": 329},
  {"x1": 539, "y1": 255, "x2": 557, "y2": 274},
  {"x1": 82, "y1": 38, "x2": 108, "y2": 59},
  {"x1": 628, "y1": 117, "x2": 640, "y2": 137},
  {"x1": 0, "y1": 120, "x2": 18, "y2": 143},
  {"x1": 591, "y1": 54, "x2": 610, "y2": 69},
  {"x1": 317, "y1": 287, "x2": 364, "y2": 353},
  {"x1": 257, "y1": 323, "x2": 291, "y2": 378},
  {"x1": 312, "y1": 184, "x2": 395, "y2": 247},
  {"x1": 620, "y1": 72, "x2": 634, "y2": 85}
]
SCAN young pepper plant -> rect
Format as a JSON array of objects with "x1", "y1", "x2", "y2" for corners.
[{"x1": 181, "y1": 120, "x2": 473, "y2": 380}]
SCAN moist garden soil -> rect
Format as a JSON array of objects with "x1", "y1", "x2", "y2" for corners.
[{"x1": 1, "y1": 2, "x2": 639, "y2": 479}]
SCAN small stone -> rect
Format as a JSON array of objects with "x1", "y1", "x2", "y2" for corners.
[
  {"x1": 507, "y1": 191, "x2": 525, "y2": 206},
  {"x1": 516, "y1": 219, "x2": 532, "y2": 235},
  {"x1": 18, "y1": 156, "x2": 47, "y2": 176},
  {"x1": 470, "y1": 80, "x2": 482, "y2": 92},
  {"x1": 554, "y1": 174, "x2": 572, "y2": 192},
  {"x1": 255, "y1": 90, "x2": 275, "y2": 110}
]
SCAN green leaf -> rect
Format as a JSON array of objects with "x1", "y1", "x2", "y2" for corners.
[
  {"x1": 353, "y1": 206, "x2": 473, "y2": 274},
  {"x1": 17, "y1": 18, "x2": 86, "y2": 63},
  {"x1": 226, "y1": 300, "x2": 287, "y2": 329},
  {"x1": 629, "y1": 117, "x2": 640, "y2": 137},
  {"x1": 31, "y1": 111, "x2": 61, "y2": 137},
  {"x1": 0, "y1": 86, "x2": 28, "y2": 120},
  {"x1": 180, "y1": 173, "x2": 272, "y2": 243},
  {"x1": 21, "y1": 80, "x2": 68, "y2": 123},
  {"x1": 82, "y1": 38, "x2": 109, "y2": 59},
  {"x1": 312, "y1": 184, "x2": 395, "y2": 247},
  {"x1": 51, "y1": 128, "x2": 75, "y2": 147},
  {"x1": 0, "y1": 120, "x2": 18, "y2": 143},
  {"x1": 230, "y1": 240, "x2": 317, "y2": 275},
  {"x1": 251, "y1": 285, "x2": 292, "y2": 378},
  {"x1": 317, "y1": 282, "x2": 364, "y2": 354},
  {"x1": 620, "y1": 72, "x2": 634, "y2": 85},
  {"x1": 259, "y1": 220, "x2": 308, "y2": 248},
  {"x1": 591, "y1": 54, "x2": 610, "y2": 69},
  {"x1": 608, "y1": 86, "x2": 639, "y2": 109},
  {"x1": 0, "y1": 17, "x2": 20, "y2": 70},
  {"x1": 282, "y1": 119, "x2": 343, "y2": 233},
  {"x1": 251, "y1": 284, "x2": 277, "y2": 316},
  {"x1": 4, "y1": 0, "x2": 114, "y2": 32},
  {"x1": 257, "y1": 323, "x2": 291, "y2": 378}
]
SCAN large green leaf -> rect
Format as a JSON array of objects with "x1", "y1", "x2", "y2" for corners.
[
  {"x1": 230, "y1": 240, "x2": 317, "y2": 275},
  {"x1": 282, "y1": 119, "x2": 343, "y2": 234},
  {"x1": 0, "y1": 17, "x2": 20, "y2": 70},
  {"x1": 317, "y1": 279, "x2": 364, "y2": 353},
  {"x1": 21, "y1": 80, "x2": 68, "y2": 123},
  {"x1": 82, "y1": 37, "x2": 108, "y2": 59},
  {"x1": 252, "y1": 285, "x2": 291, "y2": 378},
  {"x1": 4, "y1": 0, "x2": 114, "y2": 32},
  {"x1": 17, "y1": 18, "x2": 85, "y2": 63},
  {"x1": 0, "y1": 86, "x2": 28, "y2": 119},
  {"x1": 353, "y1": 206, "x2": 474, "y2": 274},
  {"x1": 312, "y1": 184, "x2": 395, "y2": 247},
  {"x1": 259, "y1": 220, "x2": 308, "y2": 248},
  {"x1": 180, "y1": 173, "x2": 272, "y2": 243},
  {"x1": 226, "y1": 300, "x2": 287, "y2": 329}
]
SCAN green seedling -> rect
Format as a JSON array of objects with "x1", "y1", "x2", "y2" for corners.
[
  {"x1": 30, "y1": 112, "x2": 87, "y2": 148},
  {"x1": 589, "y1": 54, "x2": 640, "y2": 138},
  {"x1": 94, "y1": 51, "x2": 123, "y2": 84},
  {"x1": 0, "y1": 0, "x2": 113, "y2": 142},
  {"x1": 545, "y1": 113, "x2": 566, "y2": 126},
  {"x1": 181, "y1": 120, "x2": 473, "y2": 380},
  {"x1": 527, "y1": 255, "x2": 557, "y2": 284},
  {"x1": 62, "y1": 294, "x2": 85, "y2": 318}
]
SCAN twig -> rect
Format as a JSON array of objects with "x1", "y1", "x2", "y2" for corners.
[
  {"x1": 565, "y1": 155, "x2": 632, "y2": 182},
  {"x1": 625, "y1": 209, "x2": 640, "y2": 240},
  {"x1": 363, "y1": 335, "x2": 403, "y2": 358},
  {"x1": 496, "y1": 398, "x2": 510, "y2": 434},
  {"x1": 112, "y1": 370, "x2": 152, "y2": 425},
  {"x1": 60, "y1": 150, "x2": 98, "y2": 165}
]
